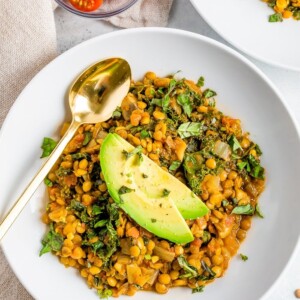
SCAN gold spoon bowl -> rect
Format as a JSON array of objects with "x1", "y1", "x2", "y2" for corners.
[{"x1": 0, "y1": 57, "x2": 131, "y2": 240}]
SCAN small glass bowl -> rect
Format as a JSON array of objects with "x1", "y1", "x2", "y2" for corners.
[{"x1": 55, "y1": 0, "x2": 139, "y2": 18}]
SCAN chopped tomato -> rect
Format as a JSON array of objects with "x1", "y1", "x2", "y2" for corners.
[{"x1": 69, "y1": 0, "x2": 103, "y2": 12}]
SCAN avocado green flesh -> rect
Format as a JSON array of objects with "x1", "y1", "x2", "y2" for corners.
[
  {"x1": 100, "y1": 133, "x2": 194, "y2": 244},
  {"x1": 113, "y1": 133, "x2": 209, "y2": 219}
]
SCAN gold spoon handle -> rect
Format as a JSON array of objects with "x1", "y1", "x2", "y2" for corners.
[{"x1": 0, "y1": 120, "x2": 80, "y2": 241}]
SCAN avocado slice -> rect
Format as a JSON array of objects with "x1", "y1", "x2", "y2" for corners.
[
  {"x1": 112, "y1": 134, "x2": 209, "y2": 220},
  {"x1": 100, "y1": 133, "x2": 194, "y2": 244}
]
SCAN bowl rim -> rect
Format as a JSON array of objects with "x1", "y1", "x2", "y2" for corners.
[
  {"x1": 54, "y1": 0, "x2": 139, "y2": 18},
  {"x1": 1, "y1": 27, "x2": 300, "y2": 300}
]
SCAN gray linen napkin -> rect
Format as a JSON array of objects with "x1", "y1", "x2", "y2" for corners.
[{"x1": 0, "y1": 1, "x2": 57, "y2": 299}]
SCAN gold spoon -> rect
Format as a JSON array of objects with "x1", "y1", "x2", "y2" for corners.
[{"x1": 0, "y1": 57, "x2": 131, "y2": 240}]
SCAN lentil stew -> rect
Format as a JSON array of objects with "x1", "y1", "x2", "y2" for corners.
[{"x1": 40, "y1": 71, "x2": 266, "y2": 298}]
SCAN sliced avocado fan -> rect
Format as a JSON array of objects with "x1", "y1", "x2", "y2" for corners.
[{"x1": 100, "y1": 133, "x2": 209, "y2": 244}]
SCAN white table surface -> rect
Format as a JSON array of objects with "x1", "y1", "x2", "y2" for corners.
[{"x1": 54, "y1": 1, "x2": 300, "y2": 299}]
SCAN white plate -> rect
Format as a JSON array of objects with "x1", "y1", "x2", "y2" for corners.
[
  {"x1": 190, "y1": 0, "x2": 300, "y2": 71},
  {"x1": 1, "y1": 28, "x2": 300, "y2": 300}
]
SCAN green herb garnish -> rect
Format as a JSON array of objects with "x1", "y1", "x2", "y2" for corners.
[
  {"x1": 201, "y1": 260, "x2": 216, "y2": 277},
  {"x1": 39, "y1": 223, "x2": 64, "y2": 256},
  {"x1": 44, "y1": 177, "x2": 53, "y2": 187},
  {"x1": 255, "y1": 204, "x2": 264, "y2": 218},
  {"x1": 162, "y1": 189, "x2": 171, "y2": 197},
  {"x1": 269, "y1": 13, "x2": 283, "y2": 22},
  {"x1": 240, "y1": 253, "x2": 248, "y2": 261},
  {"x1": 118, "y1": 186, "x2": 134, "y2": 195},
  {"x1": 203, "y1": 89, "x2": 217, "y2": 98},
  {"x1": 140, "y1": 129, "x2": 150, "y2": 139},
  {"x1": 177, "y1": 255, "x2": 198, "y2": 278},
  {"x1": 197, "y1": 76, "x2": 205, "y2": 87},
  {"x1": 228, "y1": 135, "x2": 242, "y2": 152},
  {"x1": 169, "y1": 160, "x2": 181, "y2": 171},
  {"x1": 177, "y1": 122, "x2": 203, "y2": 139},
  {"x1": 192, "y1": 285, "x2": 205, "y2": 294},
  {"x1": 231, "y1": 204, "x2": 254, "y2": 215},
  {"x1": 40, "y1": 137, "x2": 57, "y2": 158},
  {"x1": 83, "y1": 131, "x2": 92, "y2": 146},
  {"x1": 98, "y1": 288, "x2": 113, "y2": 299},
  {"x1": 112, "y1": 106, "x2": 122, "y2": 118},
  {"x1": 177, "y1": 93, "x2": 193, "y2": 117}
]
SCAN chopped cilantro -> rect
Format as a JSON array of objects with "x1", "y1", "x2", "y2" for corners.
[
  {"x1": 162, "y1": 189, "x2": 171, "y2": 197},
  {"x1": 94, "y1": 220, "x2": 108, "y2": 228},
  {"x1": 228, "y1": 135, "x2": 242, "y2": 152},
  {"x1": 177, "y1": 255, "x2": 198, "y2": 278},
  {"x1": 140, "y1": 129, "x2": 150, "y2": 139},
  {"x1": 203, "y1": 89, "x2": 217, "y2": 98},
  {"x1": 202, "y1": 231, "x2": 211, "y2": 244},
  {"x1": 255, "y1": 204, "x2": 264, "y2": 218},
  {"x1": 112, "y1": 106, "x2": 122, "y2": 118},
  {"x1": 231, "y1": 204, "x2": 254, "y2": 215},
  {"x1": 197, "y1": 76, "x2": 205, "y2": 87},
  {"x1": 98, "y1": 288, "x2": 113, "y2": 299},
  {"x1": 222, "y1": 199, "x2": 229, "y2": 207},
  {"x1": 240, "y1": 253, "x2": 248, "y2": 261},
  {"x1": 177, "y1": 93, "x2": 193, "y2": 117},
  {"x1": 177, "y1": 122, "x2": 203, "y2": 139},
  {"x1": 122, "y1": 146, "x2": 143, "y2": 165},
  {"x1": 118, "y1": 186, "x2": 134, "y2": 195},
  {"x1": 192, "y1": 285, "x2": 205, "y2": 294},
  {"x1": 169, "y1": 160, "x2": 181, "y2": 171},
  {"x1": 39, "y1": 223, "x2": 64, "y2": 256},
  {"x1": 83, "y1": 131, "x2": 92, "y2": 146},
  {"x1": 40, "y1": 137, "x2": 57, "y2": 158},
  {"x1": 44, "y1": 177, "x2": 53, "y2": 187},
  {"x1": 201, "y1": 260, "x2": 216, "y2": 277},
  {"x1": 269, "y1": 13, "x2": 283, "y2": 22}
]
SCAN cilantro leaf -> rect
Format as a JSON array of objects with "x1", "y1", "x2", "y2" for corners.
[
  {"x1": 118, "y1": 186, "x2": 134, "y2": 195},
  {"x1": 231, "y1": 204, "x2": 254, "y2": 215},
  {"x1": 94, "y1": 220, "x2": 108, "y2": 228},
  {"x1": 255, "y1": 204, "x2": 264, "y2": 218},
  {"x1": 203, "y1": 89, "x2": 217, "y2": 98},
  {"x1": 192, "y1": 285, "x2": 205, "y2": 293},
  {"x1": 177, "y1": 93, "x2": 193, "y2": 117},
  {"x1": 177, "y1": 255, "x2": 198, "y2": 278},
  {"x1": 39, "y1": 223, "x2": 64, "y2": 256},
  {"x1": 44, "y1": 177, "x2": 53, "y2": 187},
  {"x1": 169, "y1": 160, "x2": 181, "y2": 171},
  {"x1": 228, "y1": 135, "x2": 242, "y2": 152},
  {"x1": 112, "y1": 106, "x2": 122, "y2": 118},
  {"x1": 162, "y1": 189, "x2": 170, "y2": 197},
  {"x1": 201, "y1": 260, "x2": 216, "y2": 277},
  {"x1": 83, "y1": 131, "x2": 92, "y2": 146},
  {"x1": 122, "y1": 146, "x2": 143, "y2": 165},
  {"x1": 41, "y1": 137, "x2": 57, "y2": 158},
  {"x1": 177, "y1": 122, "x2": 203, "y2": 139},
  {"x1": 269, "y1": 13, "x2": 283, "y2": 22},
  {"x1": 196, "y1": 76, "x2": 205, "y2": 87},
  {"x1": 140, "y1": 130, "x2": 150, "y2": 139},
  {"x1": 240, "y1": 253, "x2": 248, "y2": 261},
  {"x1": 98, "y1": 288, "x2": 113, "y2": 299}
]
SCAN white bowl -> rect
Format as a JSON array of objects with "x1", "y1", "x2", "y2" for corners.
[
  {"x1": 1, "y1": 28, "x2": 300, "y2": 300},
  {"x1": 190, "y1": 0, "x2": 300, "y2": 71}
]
